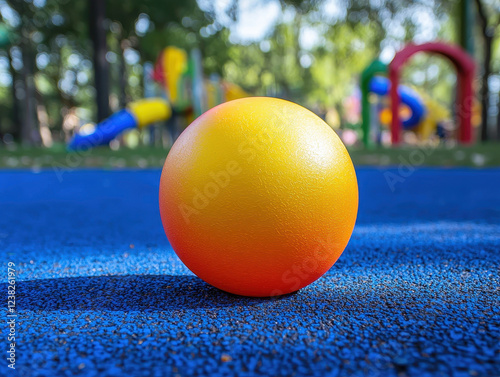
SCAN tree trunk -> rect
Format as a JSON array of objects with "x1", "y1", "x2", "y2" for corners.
[
  {"x1": 20, "y1": 38, "x2": 41, "y2": 146},
  {"x1": 7, "y1": 49, "x2": 21, "y2": 142},
  {"x1": 35, "y1": 90, "x2": 53, "y2": 147},
  {"x1": 497, "y1": 88, "x2": 500, "y2": 140},
  {"x1": 118, "y1": 40, "x2": 127, "y2": 108},
  {"x1": 89, "y1": 0, "x2": 110, "y2": 122},
  {"x1": 474, "y1": 0, "x2": 494, "y2": 142},
  {"x1": 459, "y1": 0, "x2": 474, "y2": 55},
  {"x1": 479, "y1": 35, "x2": 492, "y2": 142}
]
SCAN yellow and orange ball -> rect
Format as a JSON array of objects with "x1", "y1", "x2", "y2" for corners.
[{"x1": 159, "y1": 97, "x2": 358, "y2": 297}]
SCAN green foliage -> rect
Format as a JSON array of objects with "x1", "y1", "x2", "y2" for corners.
[{"x1": 0, "y1": 0, "x2": 499, "y2": 142}]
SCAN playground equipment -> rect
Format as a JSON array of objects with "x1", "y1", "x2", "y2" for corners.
[
  {"x1": 153, "y1": 46, "x2": 249, "y2": 117},
  {"x1": 361, "y1": 42, "x2": 475, "y2": 147},
  {"x1": 373, "y1": 82, "x2": 454, "y2": 141},
  {"x1": 68, "y1": 98, "x2": 170, "y2": 150},
  {"x1": 369, "y1": 76, "x2": 426, "y2": 129},
  {"x1": 413, "y1": 91, "x2": 452, "y2": 140},
  {"x1": 364, "y1": 75, "x2": 459, "y2": 145},
  {"x1": 153, "y1": 47, "x2": 192, "y2": 113},
  {"x1": 361, "y1": 60, "x2": 387, "y2": 147},
  {"x1": 390, "y1": 43, "x2": 475, "y2": 144},
  {"x1": 69, "y1": 46, "x2": 249, "y2": 151}
]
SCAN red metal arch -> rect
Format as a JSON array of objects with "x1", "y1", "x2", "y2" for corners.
[{"x1": 389, "y1": 42, "x2": 475, "y2": 144}]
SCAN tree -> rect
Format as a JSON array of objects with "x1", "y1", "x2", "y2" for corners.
[
  {"x1": 474, "y1": 0, "x2": 498, "y2": 141},
  {"x1": 89, "y1": 0, "x2": 110, "y2": 122},
  {"x1": 5, "y1": 0, "x2": 41, "y2": 145},
  {"x1": 496, "y1": 29, "x2": 500, "y2": 140}
]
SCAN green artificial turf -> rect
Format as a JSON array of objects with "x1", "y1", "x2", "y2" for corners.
[{"x1": 0, "y1": 142, "x2": 499, "y2": 169}]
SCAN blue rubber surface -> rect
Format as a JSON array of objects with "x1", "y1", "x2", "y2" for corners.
[{"x1": 1, "y1": 168, "x2": 499, "y2": 377}]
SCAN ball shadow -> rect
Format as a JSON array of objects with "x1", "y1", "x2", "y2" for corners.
[{"x1": 13, "y1": 274, "x2": 293, "y2": 311}]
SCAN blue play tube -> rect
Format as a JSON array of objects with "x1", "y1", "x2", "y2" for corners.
[
  {"x1": 369, "y1": 76, "x2": 426, "y2": 129},
  {"x1": 68, "y1": 110, "x2": 137, "y2": 151}
]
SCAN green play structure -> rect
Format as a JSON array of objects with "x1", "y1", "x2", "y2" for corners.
[{"x1": 360, "y1": 60, "x2": 387, "y2": 148}]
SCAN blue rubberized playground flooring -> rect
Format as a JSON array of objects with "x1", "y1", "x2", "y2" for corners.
[{"x1": 1, "y1": 168, "x2": 499, "y2": 377}]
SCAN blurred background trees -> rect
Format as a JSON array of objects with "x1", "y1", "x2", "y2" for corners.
[{"x1": 0, "y1": 0, "x2": 499, "y2": 146}]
